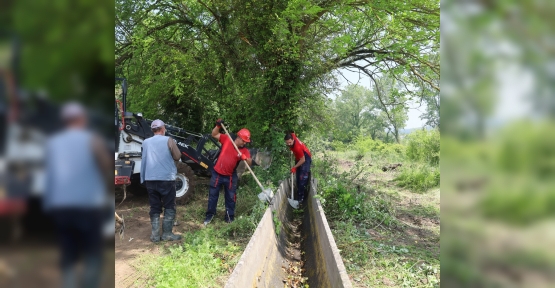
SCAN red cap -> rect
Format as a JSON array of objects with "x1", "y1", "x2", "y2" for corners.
[{"x1": 237, "y1": 128, "x2": 251, "y2": 143}]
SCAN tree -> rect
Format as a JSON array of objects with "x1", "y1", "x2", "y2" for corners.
[
  {"x1": 333, "y1": 85, "x2": 371, "y2": 142},
  {"x1": 420, "y1": 89, "x2": 440, "y2": 128},
  {"x1": 370, "y1": 75, "x2": 408, "y2": 143},
  {"x1": 362, "y1": 108, "x2": 389, "y2": 141},
  {"x1": 116, "y1": 0, "x2": 439, "y2": 146},
  {"x1": 11, "y1": 0, "x2": 114, "y2": 110}
]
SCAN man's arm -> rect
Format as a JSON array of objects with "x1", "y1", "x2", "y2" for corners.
[
  {"x1": 92, "y1": 135, "x2": 113, "y2": 188},
  {"x1": 168, "y1": 138, "x2": 181, "y2": 160},
  {"x1": 211, "y1": 125, "x2": 221, "y2": 141},
  {"x1": 239, "y1": 148, "x2": 252, "y2": 166},
  {"x1": 293, "y1": 156, "x2": 305, "y2": 169},
  {"x1": 244, "y1": 157, "x2": 252, "y2": 167}
]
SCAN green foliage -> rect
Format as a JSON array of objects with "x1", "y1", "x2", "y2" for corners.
[
  {"x1": 496, "y1": 121, "x2": 555, "y2": 179},
  {"x1": 405, "y1": 129, "x2": 440, "y2": 165},
  {"x1": 352, "y1": 135, "x2": 405, "y2": 157},
  {"x1": 11, "y1": 0, "x2": 114, "y2": 111},
  {"x1": 370, "y1": 76, "x2": 410, "y2": 143},
  {"x1": 117, "y1": 0, "x2": 439, "y2": 146},
  {"x1": 313, "y1": 154, "x2": 397, "y2": 226},
  {"x1": 330, "y1": 140, "x2": 348, "y2": 152},
  {"x1": 136, "y1": 231, "x2": 231, "y2": 287},
  {"x1": 332, "y1": 84, "x2": 376, "y2": 142},
  {"x1": 394, "y1": 164, "x2": 440, "y2": 192},
  {"x1": 319, "y1": 179, "x2": 396, "y2": 226},
  {"x1": 134, "y1": 169, "x2": 268, "y2": 287},
  {"x1": 334, "y1": 220, "x2": 440, "y2": 287},
  {"x1": 331, "y1": 82, "x2": 411, "y2": 145},
  {"x1": 272, "y1": 210, "x2": 282, "y2": 236},
  {"x1": 480, "y1": 178, "x2": 555, "y2": 225}
]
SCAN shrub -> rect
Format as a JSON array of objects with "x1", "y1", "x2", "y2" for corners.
[
  {"x1": 480, "y1": 179, "x2": 555, "y2": 225},
  {"x1": 405, "y1": 129, "x2": 440, "y2": 165},
  {"x1": 351, "y1": 135, "x2": 405, "y2": 159},
  {"x1": 318, "y1": 179, "x2": 396, "y2": 226},
  {"x1": 496, "y1": 121, "x2": 555, "y2": 179},
  {"x1": 330, "y1": 140, "x2": 348, "y2": 151},
  {"x1": 394, "y1": 165, "x2": 440, "y2": 192}
]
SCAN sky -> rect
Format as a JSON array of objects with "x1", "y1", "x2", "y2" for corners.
[{"x1": 333, "y1": 68, "x2": 427, "y2": 129}]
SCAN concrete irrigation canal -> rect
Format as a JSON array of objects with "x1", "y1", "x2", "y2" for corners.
[{"x1": 225, "y1": 178, "x2": 352, "y2": 288}]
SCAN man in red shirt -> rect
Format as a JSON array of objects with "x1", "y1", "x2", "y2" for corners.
[
  {"x1": 284, "y1": 131, "x2": 312, "y2": 205},
  {"x1": 204, "y1": 119, "x2": 252, "y2": 225}
]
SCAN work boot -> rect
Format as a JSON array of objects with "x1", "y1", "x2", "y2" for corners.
[
  {"x1": 161, "y1": 209, "x2": 181, "y2": 241},
  {"x1": 150, "y1": 214, "x2": 161, "y2": 243},
  {"x1": 203, "y1": 214, "x2": 214, "y2": 226},
  {"x1": 224, "y1": 211, "x2": 234, "y2": 223},
  {"x1": 224, "y1": 216, "x2": 234, "y2": 223}
]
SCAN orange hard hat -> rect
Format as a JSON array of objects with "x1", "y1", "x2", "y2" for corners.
[{"x1": 237, "y1": 128, "x2": 251, "y2": 143}]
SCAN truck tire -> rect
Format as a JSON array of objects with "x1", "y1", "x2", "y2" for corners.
[
  {"x1": 175, "y1": 161, "x2": 196, "y2": 204},
  {"x1": 128, "y1": 175, "x2": 148, "y2": 197}
]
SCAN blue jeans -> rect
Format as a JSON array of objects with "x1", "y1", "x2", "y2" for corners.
[
  {"x1": 206, "y1": 170, "x2": 238, "y2": 221},
  {"x1": 145, "y1": 180, "x2": 176, "y2": 216},
  {"x1": 296, "y1": 155, "x2": 312, "y2": 202}
]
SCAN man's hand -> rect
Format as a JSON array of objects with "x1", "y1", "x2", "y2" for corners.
[
  {"x1": 216, "y1": 118, "x2": 224, "y2": 127},
  {"x1": 238, "y1": 152, "x2": 247, "y2": 160},
  {"x1": 291, "y1": 167, "x2": 297, "y2": 174}
]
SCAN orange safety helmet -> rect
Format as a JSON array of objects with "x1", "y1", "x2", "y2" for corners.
[{"x1": 237, "y1": 128, "x2": 251, "y2": 143}]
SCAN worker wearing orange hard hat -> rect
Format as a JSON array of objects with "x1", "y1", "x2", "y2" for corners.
[{"x1": 204, "y1": 119, "x2": 252, "y2": 225}]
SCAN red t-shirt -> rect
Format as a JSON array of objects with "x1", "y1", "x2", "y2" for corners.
[
  {"x1": 289, "y1": 133, "x2": 311, "y2": 162},
  {"x1": 214, "y1": 134, "x2": 251, "y2": 176}
]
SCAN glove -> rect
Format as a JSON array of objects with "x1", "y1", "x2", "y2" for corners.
[
  {"x1": 291, "y1": 167, "x2": 297, "y2": 174},
  {"x1": 216, "y1": 118, "x2": 224, "y2": 127},
  {"x1": 237, "y1": 152, "x2": 247, "y2": 160}
]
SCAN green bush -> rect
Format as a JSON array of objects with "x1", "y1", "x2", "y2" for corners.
[
  {"x1": 480, "y1": 179, "x2": 555, "y2": 225},
  {"x1": 312, "y1": 150, "x2": 397, "y2": 226},
  {"x1": 496, "y1": 121, "x2": 555, "y2": 179},
  {"x1": 351, "y1": 135, "x2": 405, "y2": 158},
  {"x1": 331, "y1": 140, "x2": 348, "y2": 151},
  {"x1": 318, "y1": 179, "x2": 396, "y2": 226},
  {"x1": 394, "y1": 165, "x2": 440, "y2": 192},
  {"x1": 405, "y1": 129, "x2": 440, "y2": 165},
  {"x1": 136, "y1": 228, "x2": 242, "y2": 287}
]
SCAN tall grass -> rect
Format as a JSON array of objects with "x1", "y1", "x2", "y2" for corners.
[
  {"x1": 133, "y1": 174, "x2": 268, "y2": 287},
  {"x1": 405, "y1": 129, "x2": 440, "y2": 165},
  {"x1": 392, "y1": 129, "x2": 440, "y2": 192},
  {"x1": 394, "y1": 164, "x2": 440, "y2": 192}
]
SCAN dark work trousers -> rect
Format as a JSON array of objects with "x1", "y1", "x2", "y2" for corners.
[
  {"x1": 145, "y1": 180, "x2": 176, "y2": 216},
  {"x1": 206, "y1": 170, "x2": 238, "y2": 221},
  {"x1": 50, "y1": 208, "x2": 103, "y2": 287},
  {"x1": 296, "y1": 154, "x2": 312, "y2": 202}
]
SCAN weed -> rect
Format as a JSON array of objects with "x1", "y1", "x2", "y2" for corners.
[
  {"x1": 312, "y1": 143, "x2": 440, "y2": 287},
  {"x1": 394, "y1": 164, "x2": 440, "y2": 192},
  {"x1": 132, "y1": 167, "x2": 269, "y2": 287},
  {"x1": 404, "y1": 129, "x2": 440, "y2": 166},
  {"x1": 272, "y1": 210, "x2": 282, "y2": 236}
]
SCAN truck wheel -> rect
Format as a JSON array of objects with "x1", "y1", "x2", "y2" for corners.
[
  {"x1": 128, "y1": 175, "x2": 148, "y2": 196},
  {"x1": 175, "y1": 162, "x2": 196, "y2": 204}
]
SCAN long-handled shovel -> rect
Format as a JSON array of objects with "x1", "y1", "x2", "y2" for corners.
[
  {"x1": 288, "y1": 153, "x2": 299, "y2": 209},
  {"x1": 220, "y1": 123, "x2": 274, "y2": 203}
]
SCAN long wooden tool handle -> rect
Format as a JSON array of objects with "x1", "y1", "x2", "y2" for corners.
[
  {"x1": 220, "y1": 123, "x2": 265, "y2": 191},
  {"x1": 291, "y1": 153, "x2": 294, "y2": 199}
]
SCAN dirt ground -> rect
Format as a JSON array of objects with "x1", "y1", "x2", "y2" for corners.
[
  {"x1": 114, "y1": 179, "x2": 211, "y2": 288},
  {"x1": 0, "y1": 242, "x2": 115, "y2": 287},
  {"x1": 114, "y1": 191, "x2": 165, "y2": 288}
]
